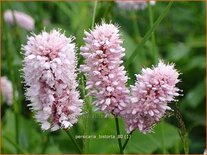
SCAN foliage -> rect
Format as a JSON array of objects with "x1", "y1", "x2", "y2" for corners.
[{"x1": 1, "y1": 1, "x2": 206, "y2": 154}]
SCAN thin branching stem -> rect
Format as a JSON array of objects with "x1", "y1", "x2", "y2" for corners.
[{"x1": 122, "y1": 131, "x2": 133, "y2": 151}]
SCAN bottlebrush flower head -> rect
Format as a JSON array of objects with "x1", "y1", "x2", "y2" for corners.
[
  {"x1": 4, "y1": 9, "x2": 35, "y2": 31},
  {"x1": 22, "y1": 29, "x2": 83, "y2": 131},
  {"x1": 1, "y1": 76, "x2": 13, "y2": 106},
  {"x1": 122, "y1": 60, "x2": 181, "y2": 133},
  {"x1": 116, "y1": 0, "x2": 156, "y2": 10},
  {"x1": 80, "y1": 22, "x2": 129, "y2": 115}
]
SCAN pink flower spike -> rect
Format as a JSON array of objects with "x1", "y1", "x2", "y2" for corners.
[
  {"x1": 1, "y1": 76, "x2": 13, "y2": 106},
  {"x1": 81, "y1": 22, "x2": 130, "y2": 115},
  {"x1": 22, "y1": 29, "x2": 83, "y2": 131},
  {"x1": 4, "y1": 10, "x2": 35, "y2": 31},
  {"x1": 116, "y1": 0, "x2": 156, "y2": 10},
  {"x1": 122, "y1": 60, "x2": 181, "y2": 134}
]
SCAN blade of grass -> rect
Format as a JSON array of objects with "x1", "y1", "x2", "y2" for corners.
[
  {"x1": 131, "y1": 11, "x2": 141, "y2": 43},
  {"x1": 53, "y1": 2, "x2": 72, "y2": 21},
  {"x1": 92, "y1": 0, "x2": 98, "y2": 29},
  {"x1": 125, "y1": 1, "x2": 173, "y2": 67},
  {"x1": 103, "y1": 2, "x2": 114, "y2": 19},
  {"x1": 148, "y1": 1, "x2": 158, "y2": 64}
]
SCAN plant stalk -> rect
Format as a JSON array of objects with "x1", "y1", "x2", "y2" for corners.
[
  {"x1": 148, "y1": 1, "x2": 157, "y2": 64},
  {"x1": 64, "y1": 129, "x2": 82, "y2": 154},
  {"x1": 125, "y1": 1, "x2": 173, "y2": 67},
  {"x1": 114, "y1": 117, "x2": 123, "y2": 154},
  {"x1": 122, "y1": 131, "x2": 133, "y2": 151},
  {"x1": 92, "y1": 0, "x2": 98, "y2": 29},
  {"x1": 5, "y1": 19, "x2": 19, "y2": 154}
]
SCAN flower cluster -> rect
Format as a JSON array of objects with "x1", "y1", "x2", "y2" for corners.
[
  {"x1": 4, "y1": 10, "x2": 35, "y2": 31},
  {"x1": 121, "y1": 61, "x2": 180, "y2": 133},
  {"x1": 116, "y1": 0, "x2": 156, "y2": 10},
  {"x1": 22, "y1": 29, "x2": 83, "y2": 131},
  {"x1": 19, "y1": 19, "x2": 182, "y2": 134},
  {"x1": 80, "y1": 22, "x2": 129, "y2": 115},
  {"x1": 1, "y1": 76, "x2": 13, "y2": 106}
]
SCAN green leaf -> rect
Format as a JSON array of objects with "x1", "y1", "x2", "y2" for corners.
[
  {"x1": 184, "y1": 56, "x2": 206, "y2": 71},
  {"x1": 87, "y1": 116, "x2": 118, "y2": 153},
  {"x1": 44, "y1": 142, "x2": 62, "y2": 154},
  {"x1": 2, "y1": 110, "x2": 43, "y2": 153},
  {"x1": 167, "y1": 43, "x2": 190, "y2": 61},
  {"x1": 125, "y1": 121, "x2": 180, "y2": 153},
  {"x1": 88, "y1": 116, "x2": 180, "y2": 154},
  {"x1": 186, "y1": 79, "x2": 206, "y2": 108}
]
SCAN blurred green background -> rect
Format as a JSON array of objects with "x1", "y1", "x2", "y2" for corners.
[{"x1": 1, "y1": 1, "x2": 206, "y2": 154}]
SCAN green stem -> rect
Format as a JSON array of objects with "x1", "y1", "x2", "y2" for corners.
[
  {"x1": 92, "y1": 0, "x2": 98, "y2": 29},
  {"x1": 161, "y1": 122, "x2": 167, "y2": 153},
  {"x1": 148, "y1": 1, "x2": 157, "y2": 64},
  {"x1": 41, "y1": 133, "x2": 49, "y2": 154},
  {"x1": 80, "y1": 1, "x2": 98, "y2": 152},
  {"x1": 80, "y1": 76, "x2": 87, "y2": 153},
  {"x1": 175, "y1": 103, "x2": 189, "y2": 154},
  {"x1": 81, "y1": 75, "x2": 92, "y2": 153},
  {"x1": 7, "y1": 2, "x2": 22, "y2": 56},
  {"x1": 114, "y1": 117, "x2": 123, "y2": 154},
  {"x1": 103, "y1": 2, "x2": 114, "y2": 19},
  {"x1": 64, "y1": 129, "x2": 82, "y2": 154},
  {"x1": 122, "y1": 131, "x2": 133, "y2": 151},
  {"x1": 15, "y1": 114, "x2": 19, "y2": 153},
  {"x1": 131, "y1": 11, "x2": 140, "y2": 43},
  {"x1": 125, "y1": 1, "x2": 173, "y2": 67},
  {"x1": 5, "y1": 19, "x2": 19, "y2": 154}
]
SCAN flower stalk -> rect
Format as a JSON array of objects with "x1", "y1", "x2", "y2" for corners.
[
  {"x1": 64, "y1": 129, "x2": 82, "y2": 154},
  {"x1": 114, "y1": 117, "x2": 123, "y2": 154}
]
